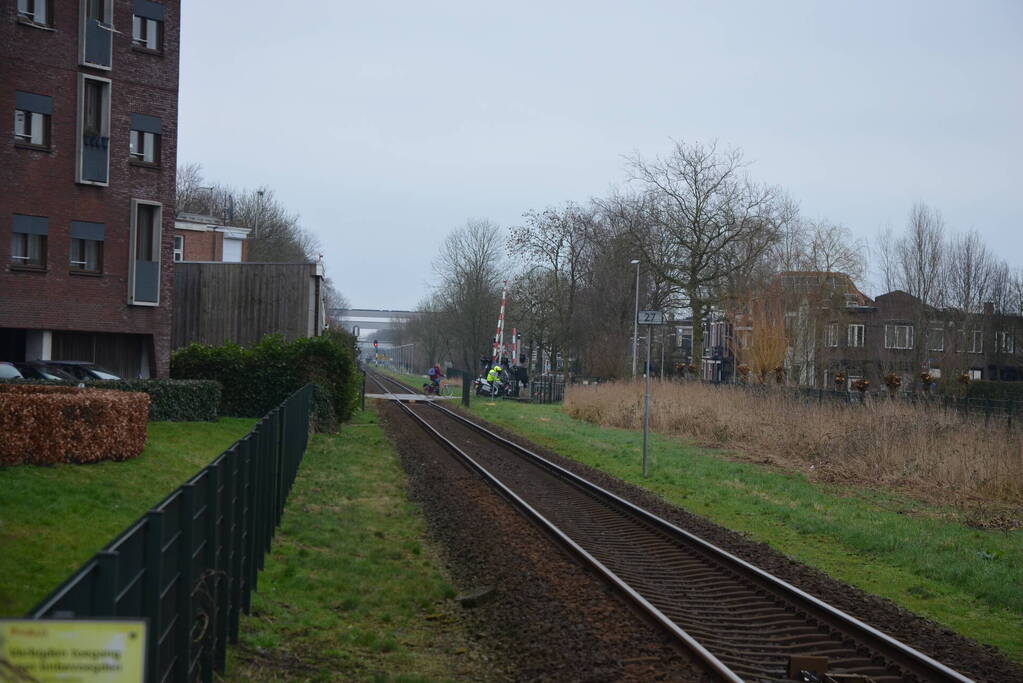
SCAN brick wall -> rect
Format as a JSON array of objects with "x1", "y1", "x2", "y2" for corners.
[{"x1": 0, "y1": 0, "x2": 180, "y2": 377}]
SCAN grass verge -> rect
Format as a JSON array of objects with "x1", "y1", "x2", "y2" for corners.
[
  {"x1": 0, "y1": 418, "x2": 255, "y2": 616},
  {"x1": 466, "y1": 399, "x2": 1023, "y2": 662},
  {"x1": 223, "y1": 403, "x2": 480, "y2": 682}
]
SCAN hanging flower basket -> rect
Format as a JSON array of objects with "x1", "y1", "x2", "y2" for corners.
[{"x1": 883, "y1": 372, "x2": 902, "y2": 394}]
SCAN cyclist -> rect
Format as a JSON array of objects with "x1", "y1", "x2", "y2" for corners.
[{"x1": 426, "y1": 364, "x2": 444, "y2": 393}]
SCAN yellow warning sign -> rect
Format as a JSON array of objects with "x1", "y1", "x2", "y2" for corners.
[{"x1": 0, "y1": 619, "x2": 146, "y2": 682}]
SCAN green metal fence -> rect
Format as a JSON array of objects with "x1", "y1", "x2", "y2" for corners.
[{"x1": 26, "y1": 383, "x2": 314, "y2": 683}]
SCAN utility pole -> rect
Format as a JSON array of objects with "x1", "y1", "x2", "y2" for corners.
[{"x1": 638, "y1": 309, "x2": 664, "y2": 477}]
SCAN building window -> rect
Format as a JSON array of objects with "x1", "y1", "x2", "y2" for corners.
[
  {"x1": 129, "y1": 200, "x2": 162, "y2": 305},
  {"x1": 927, "y1": 327, "x2": 944, "y2": 352},
  {"x1": 17, "y1": 0, "x2": 52, "y2": 27},
  {"x1": 969, "y1": 369, "x2": 982, "y2": 380},
  {"x1": 69, "y1": 221, "x2": 105, "y2": 273},
  {"x1": 960, "y1": 330, "x2": 983, "y2": 354},
  {"x1": 173, "y1": 235, "x2": 183, "y2": 261},
  {"x1": 14, "y1": 92, "x2": 52, "y2": 148},
  {"x1": 825, "y1": 323, "x2": 838, "y2": 348},
  {"x1": 129, "y1": 114, "x2": 161, "y2": 164},
  {"x1": 132, "y1": 1, "x2": 165, "y2": 52},
  {"x1": 847, "y1": 324, "x2": 864, "y2": 348},
  {"x1": 80, "y1": 0, "x2": 113, "y2": 69},
  {"x1": 10, "y1": 214, "x2": 48, "y2": 268},
  {"x1": 884, "y1": 324, "x2": 913, "y2": 350},
  {"x1": 995, "y1": 331, "x2": 1015, "y2": 354},
  {"x1": 77, "y1": 74, "x2": 111, "y2": 184}
]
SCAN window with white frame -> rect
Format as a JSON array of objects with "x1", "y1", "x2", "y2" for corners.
[
  {"x1": 884, "y1": 324, "x2": 913, "y2": 350},
  {"x1": 132, "y1": 1, "x2": 165, "y2": 52},
  {"x1": 825, "y1": 322, "x2": 838, "y2": 348},
  {"x1": 995, "y1": 331, "x2": 1015, "y2": 354},
  {"x1": 847, "y1": 324, "x2": 865, "y2": 348},
  {"x1": 10, "y1": 214, "x2": 48, "y2": 268},
  {"x1": 173, "y1": 235, "x2": 184, "y2": 261},
  {"x1": 927, "y1": 327, "x2": 944, "y2": 351},
  {"x1": 80, "y1": 0, "x2": 113, "y2": 69},
  {"x1": 129, "y1": 114, "x2": 161, "y2": 164},
  {"x1": 17, "y1": 0, "x2": 52, "y2": 26},
  {"x1": 969, "y1": 369, "x2": 982, "y2": 380},
  {"x1": 129, "y1": 200, "x2": 162, "y2": 305},
  {"x1": 77, "y1": 74, "x2": 111, "y2": 184},
  {"x1": 69, "y1": 221, "x2": 104, "y2": 273},
  {"x1": 965, "y1": 330, "x2": 983, "y2": 354}
]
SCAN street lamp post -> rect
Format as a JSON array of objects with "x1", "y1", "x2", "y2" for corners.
[{"x1": 631, "y1": 259, "x2": 640, "y2": 378}]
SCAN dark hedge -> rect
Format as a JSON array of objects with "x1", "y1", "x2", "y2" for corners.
[
  {"x1": 170, "y1": 331, "x2": 360, "y2": 431},
  {"x1": 965, "y1": 379, "x2": 1023, "y2": 402},
  {"x1": 0, "y1": 378, "x2": 220, "y2": 422}
]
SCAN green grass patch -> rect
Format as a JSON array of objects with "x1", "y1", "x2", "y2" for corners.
[
  {"x1": 466, "y1": 399, "x2": 1023, "y2": 661},
  {"x1": 224, "y1": 403, "x2": 474, "y2": 682},
  {"x1": 0, "y1": 418, "x2": 255, "y2": 616}
]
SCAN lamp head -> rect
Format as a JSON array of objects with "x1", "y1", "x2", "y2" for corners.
[{"x1": 630, "y1": 259, "x2": 640, "y2": 265}]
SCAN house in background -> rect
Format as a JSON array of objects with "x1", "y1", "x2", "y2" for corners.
[
  {"x1": 1, "y1": 0, "x2": 180, "y2": 378},
  {"x1": 173, "y1": 212, "x2": 250, "y2": 262}
]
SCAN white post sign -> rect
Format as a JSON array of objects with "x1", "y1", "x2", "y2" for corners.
[
  {"x1": 637, "y1": 310, "x2": 663, "y2": 477},
  {"x1": 638, "y1": 310, "x2": 664, "y2": 325}
]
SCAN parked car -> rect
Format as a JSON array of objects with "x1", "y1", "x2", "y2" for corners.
[
  {"x1": 14, "y1": 361, "x2": 75, "y2": 381},
  {"x1": 42, "y1": 361, "x2": 121, "y2": 381},
  {"x1": 0, "y1": 361, "x2": 24, "y2": 379}
]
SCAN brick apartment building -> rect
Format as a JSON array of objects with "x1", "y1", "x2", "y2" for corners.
[
  {"x1": 1, "y1": 0, "x2": 179, "y2": 378},
  {"x1": 701, "y1": 272, "x2": 1023, "y2": 388}
]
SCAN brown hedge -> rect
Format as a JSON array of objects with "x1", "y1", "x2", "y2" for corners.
[{"x1": 0, "y1": 385, "x2": 150, "y2": 466}]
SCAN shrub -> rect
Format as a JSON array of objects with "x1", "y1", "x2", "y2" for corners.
[
  {"x1": 0, "y1": 385, "x2": 149, "y2": 466},
  {"x1": 170, "y1": 330, "x2": 361, "y2": 430},
  {"x1": 0, "y1": 378, "x2": 221, "y2": 422},
  {"x1": 966, "y1": 380, "x2": 1023, "y2": 402}
]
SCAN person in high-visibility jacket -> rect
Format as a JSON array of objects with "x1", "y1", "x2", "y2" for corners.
[{"x1": 486, "y1": 364, "x2": 503, "y2": 396}]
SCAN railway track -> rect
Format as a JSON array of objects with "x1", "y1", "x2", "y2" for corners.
[{"x1": 368, "y1": 371, "x2": 973, "y2": 683}]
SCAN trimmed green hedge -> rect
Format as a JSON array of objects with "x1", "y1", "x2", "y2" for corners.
[
  {"x1": 170, "y1": 331, "x2": 360, "y2": 431},
  {"x1": 0, "y1": 378, "x2": 221, "y2": 421},
  {"x1": 966, "y1": 380, "x2": 1023, "y2": 401}
]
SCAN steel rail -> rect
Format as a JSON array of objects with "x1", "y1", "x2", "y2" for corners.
[
  {"x1": 369, "y1": 372, "x2": 742, "y2": 682},
  {"x1": 368, "y1": 371, "x2": 974, "y2": 682}
]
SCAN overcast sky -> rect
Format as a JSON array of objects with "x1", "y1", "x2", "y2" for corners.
[{"x1": 178, "y1": 0, "x2": 1022, "y2": 310}]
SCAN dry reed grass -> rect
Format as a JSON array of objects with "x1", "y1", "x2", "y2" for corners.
[{"x1": 564, "y1": 381, "x2": 1023, "y2": 505}]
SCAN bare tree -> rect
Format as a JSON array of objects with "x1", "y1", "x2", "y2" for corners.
[
  {"x1": 895, "y1": 203, "x2": 946, "y2": 307},
  {"x1": 433, "y1": 220, "x2": 504, "y2": 372},
  {"x1": 806, "y1": 220, "x2": 866, "y2": 281},
  {"x1": 175, "y1": 164, "x2": 319, "y2": 263},
  {"x1": 620, "y1": 140, "x2": 792, "y2": 357},
  {"x1": 511, "y1": 203, "x2": 596, "y2": 379}
]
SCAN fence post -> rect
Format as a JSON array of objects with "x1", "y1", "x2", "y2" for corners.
[
  {"x1": 205, "y1": 459, "x2": 223, "y2": 680},
  {"x1": 144, "y1": 510, "x2": 165, "y2": 683},
  {"x1": 462, "y1": 369, "x2": 470, "y2": 407},
  {"x1": 177, "y1": 483, "x2": 197, "y2": 682},
  {"x1": 94, "y1": 550, "x2": 119, "y2": 617}
]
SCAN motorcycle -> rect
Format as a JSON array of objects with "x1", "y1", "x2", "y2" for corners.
[{"x1": 474, "y1": 375, "x2": 510, "y2": 397}]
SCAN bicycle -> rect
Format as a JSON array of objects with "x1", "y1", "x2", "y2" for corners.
[{"x1": 422, "y1": 380, "x2": 448, "y2": 396}]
